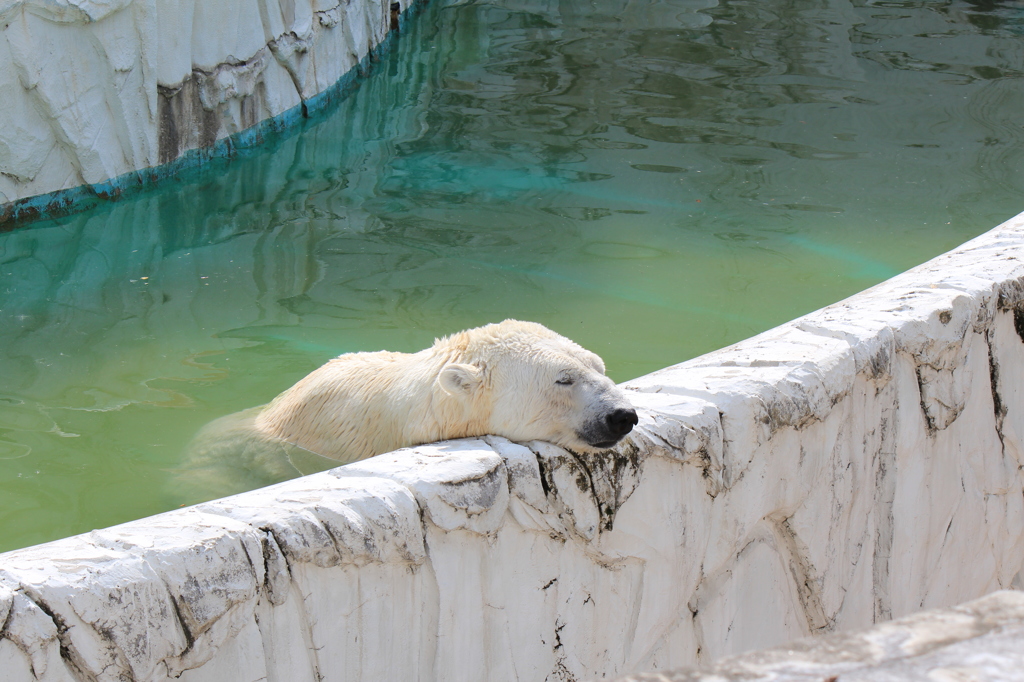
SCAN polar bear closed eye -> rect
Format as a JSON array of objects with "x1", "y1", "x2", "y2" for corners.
[{"x1": 178, "y1": 320, "x2": 638, "y2": 500}]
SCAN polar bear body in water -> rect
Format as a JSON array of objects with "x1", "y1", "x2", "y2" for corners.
[{"x1": 178, "y1": 320, "x2": 637, "y2": 500}]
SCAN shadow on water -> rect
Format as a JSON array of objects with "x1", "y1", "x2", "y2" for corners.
[{"x1": 1, "y1": 0, "x2": 1023, "y2": 551}]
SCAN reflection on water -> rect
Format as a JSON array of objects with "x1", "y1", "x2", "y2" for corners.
[{"x1": 1, "y1": 0, "x2": 1023, "y2": 551}]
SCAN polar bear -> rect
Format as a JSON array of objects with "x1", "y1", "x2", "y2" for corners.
[{"x1": 176, "y1": 320, "x2": 637, "y2": 500}]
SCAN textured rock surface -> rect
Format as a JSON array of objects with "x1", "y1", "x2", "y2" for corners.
[
  {"x1": 612, "y1": 590, "x2": 1024, "y2": 682},
  {"x1": 1, "y1": 210, "x2": 1023, "y2": 680},
  {"x1": 0, "y1": 0, "x2": 411, "y2": 216}
]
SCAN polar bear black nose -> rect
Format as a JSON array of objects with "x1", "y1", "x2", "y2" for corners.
[{"x1": 606, "y1": 408, "x2": 639, "y2": 438}]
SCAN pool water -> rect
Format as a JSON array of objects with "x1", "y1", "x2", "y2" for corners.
[{"x1": 1, "y1": 0, "x2": 1023, "y2": 552}]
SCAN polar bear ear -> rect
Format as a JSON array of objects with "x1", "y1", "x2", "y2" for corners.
[
  {"x1": 438, "y1": 363, "x2": 483, "y2": 395},
  {"x1": 582, "y1": 351, "x2": 606, "y2": 375}
]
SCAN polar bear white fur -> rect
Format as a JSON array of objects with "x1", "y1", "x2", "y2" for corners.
[{"x1": 177, "y1": 320, "x2": 637, "y2": 499}]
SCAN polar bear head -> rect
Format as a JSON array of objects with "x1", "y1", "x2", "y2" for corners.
[{"x1": 435, "y1": 320, "x2": 638, "y2": 453}]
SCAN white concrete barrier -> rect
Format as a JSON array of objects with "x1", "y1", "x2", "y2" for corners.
[
  {"x1": 612, "y1": 590, "x2": 1024, "y2": 681},
  {"x1": 1, "y1": 210, "x2": 1023, "y2": 680},
  {"x1": 0, "y1": 0, "x2": 414, "y2": 224}
]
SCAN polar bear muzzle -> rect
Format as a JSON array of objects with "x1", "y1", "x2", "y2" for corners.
[
  {"x1": 576, "y1": 404, "x2": 639, "y2": 450},
  {"x1": 602, "y1": 407, "x2": 640, "y2": 445}
]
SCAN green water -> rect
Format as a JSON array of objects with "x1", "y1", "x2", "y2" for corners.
[{"x1": 1, "y1": 0, "x2": 1023, "y2": 552}]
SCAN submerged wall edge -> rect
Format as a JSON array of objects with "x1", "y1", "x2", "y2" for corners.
[
  {"x1": 2, "y1": 210, "x2": 1024, "y2": 680},
  {"x1": 0, "y1": 0, "x2": 420, "y2": 228}
]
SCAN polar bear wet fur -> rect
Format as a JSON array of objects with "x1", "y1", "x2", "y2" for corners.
[{"x1": 178, "y1": 320, "x2": 637, "y2": 499}]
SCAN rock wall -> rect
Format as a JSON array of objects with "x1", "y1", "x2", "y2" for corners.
[
  {"x1": 614, "y1": 590, "x2": 1024, "y2": 682},
  {"x1": 0, "y1": 0, "x2": 413, "y2": 224},
  {"x1": 1, "y1": 210, "x2": 1024, "y2": 680}
]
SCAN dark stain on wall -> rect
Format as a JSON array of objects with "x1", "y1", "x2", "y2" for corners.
[{"x1": 158, "y1": 77, "x2": 221, "y2": 166}]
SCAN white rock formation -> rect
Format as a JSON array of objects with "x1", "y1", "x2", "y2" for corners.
[
  {"x1": 0, "y1": 0, "x2": 410, "y2": 215},
  {"x1": 1, "y1": 210, "x2": 1024, "y2": 680},
  {"x1": 613, "y1": 590, "x2": 1024, "y2": 681}
]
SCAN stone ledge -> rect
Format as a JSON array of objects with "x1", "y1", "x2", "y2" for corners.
[
  {"x1": 612, "y1": 590, "x2": 1024, "y2": 682},
  {"x1": 1, "y1": 210, "x2": 1023, "y2": 680}
]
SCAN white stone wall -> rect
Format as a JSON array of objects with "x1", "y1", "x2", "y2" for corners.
[
  {"x1": 613, "y1": 590, "x2": 1024, "y2": 681},
  {"x1": 0, "y1": 0, "x2": 410, "y2": 212},
  {"x1": 1, "y1": 210, "x2": 1024, "y2": 681}
]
